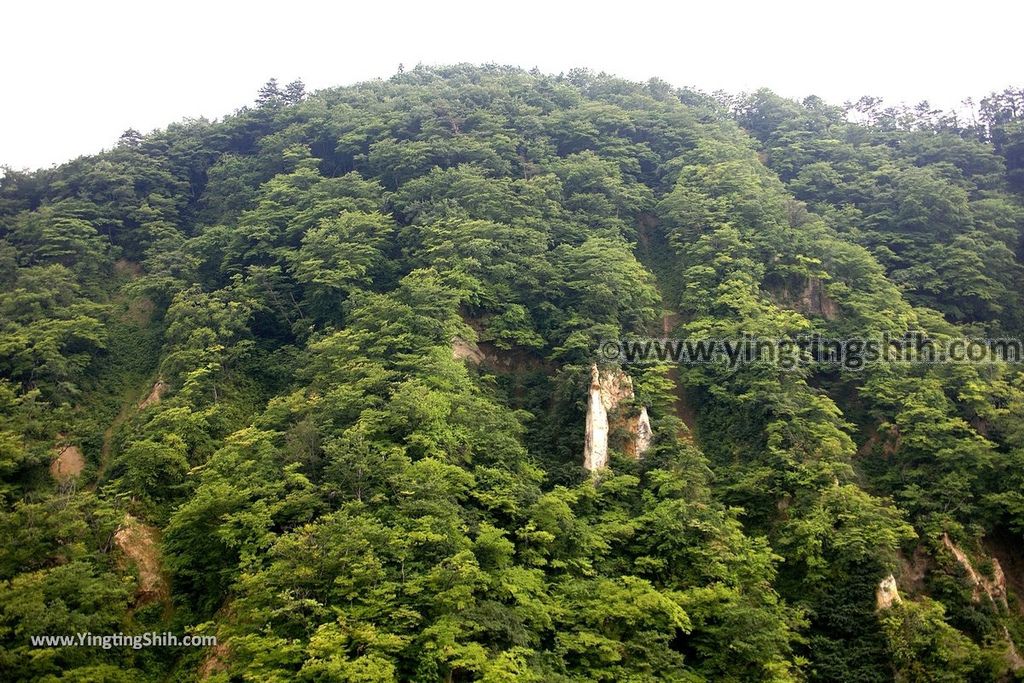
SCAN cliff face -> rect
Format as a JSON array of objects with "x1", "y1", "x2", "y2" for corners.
[
  {"x1": 583, "y1": 365, "x2": 653, "y2": 471},
  {"x1": 139, "y1": 379, "x2": 169, "y2": 410},
  {"x1": 452, "y1": 336, "x2": 487, "y2": 364},
  {"x1": 942, "y1": 534, "x2": 1008, "y2": 608},
  {"x1": 452, "y1": 334, "x2": 551, "y2": 372},
  {"x1": 940, "y1": 535, "x2": 1024, "y2": 671},
  {"x1": 876, "y1": 574, "x2": 902, "y2": 610},
  {"x1": 769, "y1": 276, "x2": 839, "y2": 320},
  {"x1": 583, "y1": 366, "x2": 612, "y2": 471},
  {"x1": 634, "y1": 406, "x2": 653, "y2": 456}
]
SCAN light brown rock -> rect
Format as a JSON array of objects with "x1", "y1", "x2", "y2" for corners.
[
  {"x1": 876, "y1": 574, "x2": 902, "y2": 610},
  {"x1": 139, "y1": 380, "x2": 169, "y2": 410},
  {"x1": 50, "y1": 442, "x2": 84, "y2": 482},
  {"x1": 114, "y1": 515, "x2": 169, "y2": 605},
  {"x1": 942, "y1": 533, "x2": 1007, "y2": 608},
  {"x1": 584, "y1": 365, "x2": 653, "y2": 470}
]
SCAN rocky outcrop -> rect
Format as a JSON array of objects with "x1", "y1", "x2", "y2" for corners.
[
  {"x1": 942, "y1": 533, "x2": 1008, "y2": 608},
  {"x1": 199, "y1": 639, "x2": 231, "y2": 679},
  {"x1": 770, "y1": 276, "x2": 839, "y2": 320},
  {"x1": 897, "y1": 545, "x2": 930, "y2": 595},
  {"x1": 634, "y1": 406, "x2": 653, "y2": 456},
  {"x1": 139, "y1": 379, "x2": 169, "y2": 410},
  {"x1": 935, "y1": 536, "x2": 1023, "y2": 671},
  {"x1": 452, "y1": 334, "x2": 550, "y2": 372},
  {"x1": 876, "y1": 574, "x2": 903, "y2": 610},
  {"x1": 797, "y1": 277, "x2": 839, "y2": 319},
  {"x1": 584, "y1": 366, "x2": 613, "y2": 471},
  {"x1": 452, "y1": 336, "x2": 487, "y2": 364},
  {"x1": 1004, "y1": 627, "x2": 1024, "y2": 671},
  {"x1": 583, "y1": 365, "x2": 653, "y2": 471},
  {"x1": 114, "y1": 515, "x2": 170, "y2": 606},
  {"x1": 197, "y1": 602, "x2": 233, "y2": 679}
]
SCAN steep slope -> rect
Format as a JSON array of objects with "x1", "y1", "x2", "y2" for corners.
[{"x1": 0, "y1": 66, "x2": 1022, "y2": 682}]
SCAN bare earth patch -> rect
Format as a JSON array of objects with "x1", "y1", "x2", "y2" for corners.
[
  {"x1": 50, "y1": 442, "x2": 85, "y2": 482},
  {"x1": 125, "y1": 296, "x2": 155, "y2": 326},
  {"x1": 114, "y1": 515, "x2": 170, "y2": 606},
  {"x1": 113, "y1": 259, "x2": 143, "y2": 277},
  {"x1": 198, "y1": 602, "x2": 234, "y2": 679},
  {"x1": 198, "y1": 640, "x2": 231, "y2": 679}
]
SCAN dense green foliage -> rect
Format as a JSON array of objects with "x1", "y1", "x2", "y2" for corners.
[{"x1": 2, "y1": 67, "x2": 1024, "y2": 681}]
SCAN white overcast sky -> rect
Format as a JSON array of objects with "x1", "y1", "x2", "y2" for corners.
[{"x1": 3, "y1": 0, "x2": 1022, "y2": 170}]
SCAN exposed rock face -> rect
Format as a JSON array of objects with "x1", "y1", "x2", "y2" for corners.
[
  {"x1": 1004, "y1": 627, "x2": 1024, "y2": 671},
  {"x1": 936, "y1": 536, "x2": 1022, "y2": 670},
  {"x1": 583, "y1": 366, "x2": 612, "y2": 471},
  {"x1": 771, "y1": 276, "x2": 839, "y2": 320},
  {"x1": 898, "y1": 546, "x2": 931, "y2": 595},
  {"x1": 452, "y1": 334, "x2": 550, "y2": 372},
  {"x1": 139, "y1": 379, "x2": 169, "y2": 410},
  {"x1": 942, "y1": 533, "x2": 1008, "y2": 608},
  {"x1": 452, "y1": 336, "x2": 486, "y2": 364},
  {"x1": 798, "y1": 277, "x2": 839, "y2": 319},
  {"x1": 199, "y1": 639, "x2": 231, "y2": 679},
  {"x1": 876, "y1": 574, "x2": 903, "y2": 610},
  {"x1": 583, "y1": 365, "x2": 653, "y2": 471},
  {"x1": 197, "y1": 602, "x2": 233, "y2": 679},
  {"x1": 114, "y1": 515, "x2": 169, "y2": 606},
  {"x1": 50, "y1": 441, "x2": 84, "y2": 482},
  {"x1": 635, "y1": 407, "x2": 653, "y2": 456}
]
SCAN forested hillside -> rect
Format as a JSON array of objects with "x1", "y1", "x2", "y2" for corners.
[{"x1": 2, "y1": 65, "x2": 1024, "y2": 681}]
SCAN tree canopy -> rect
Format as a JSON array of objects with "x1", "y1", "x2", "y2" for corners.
[{"x1": 2, "y1": 67, "x2": 1024, "y2": 682}]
